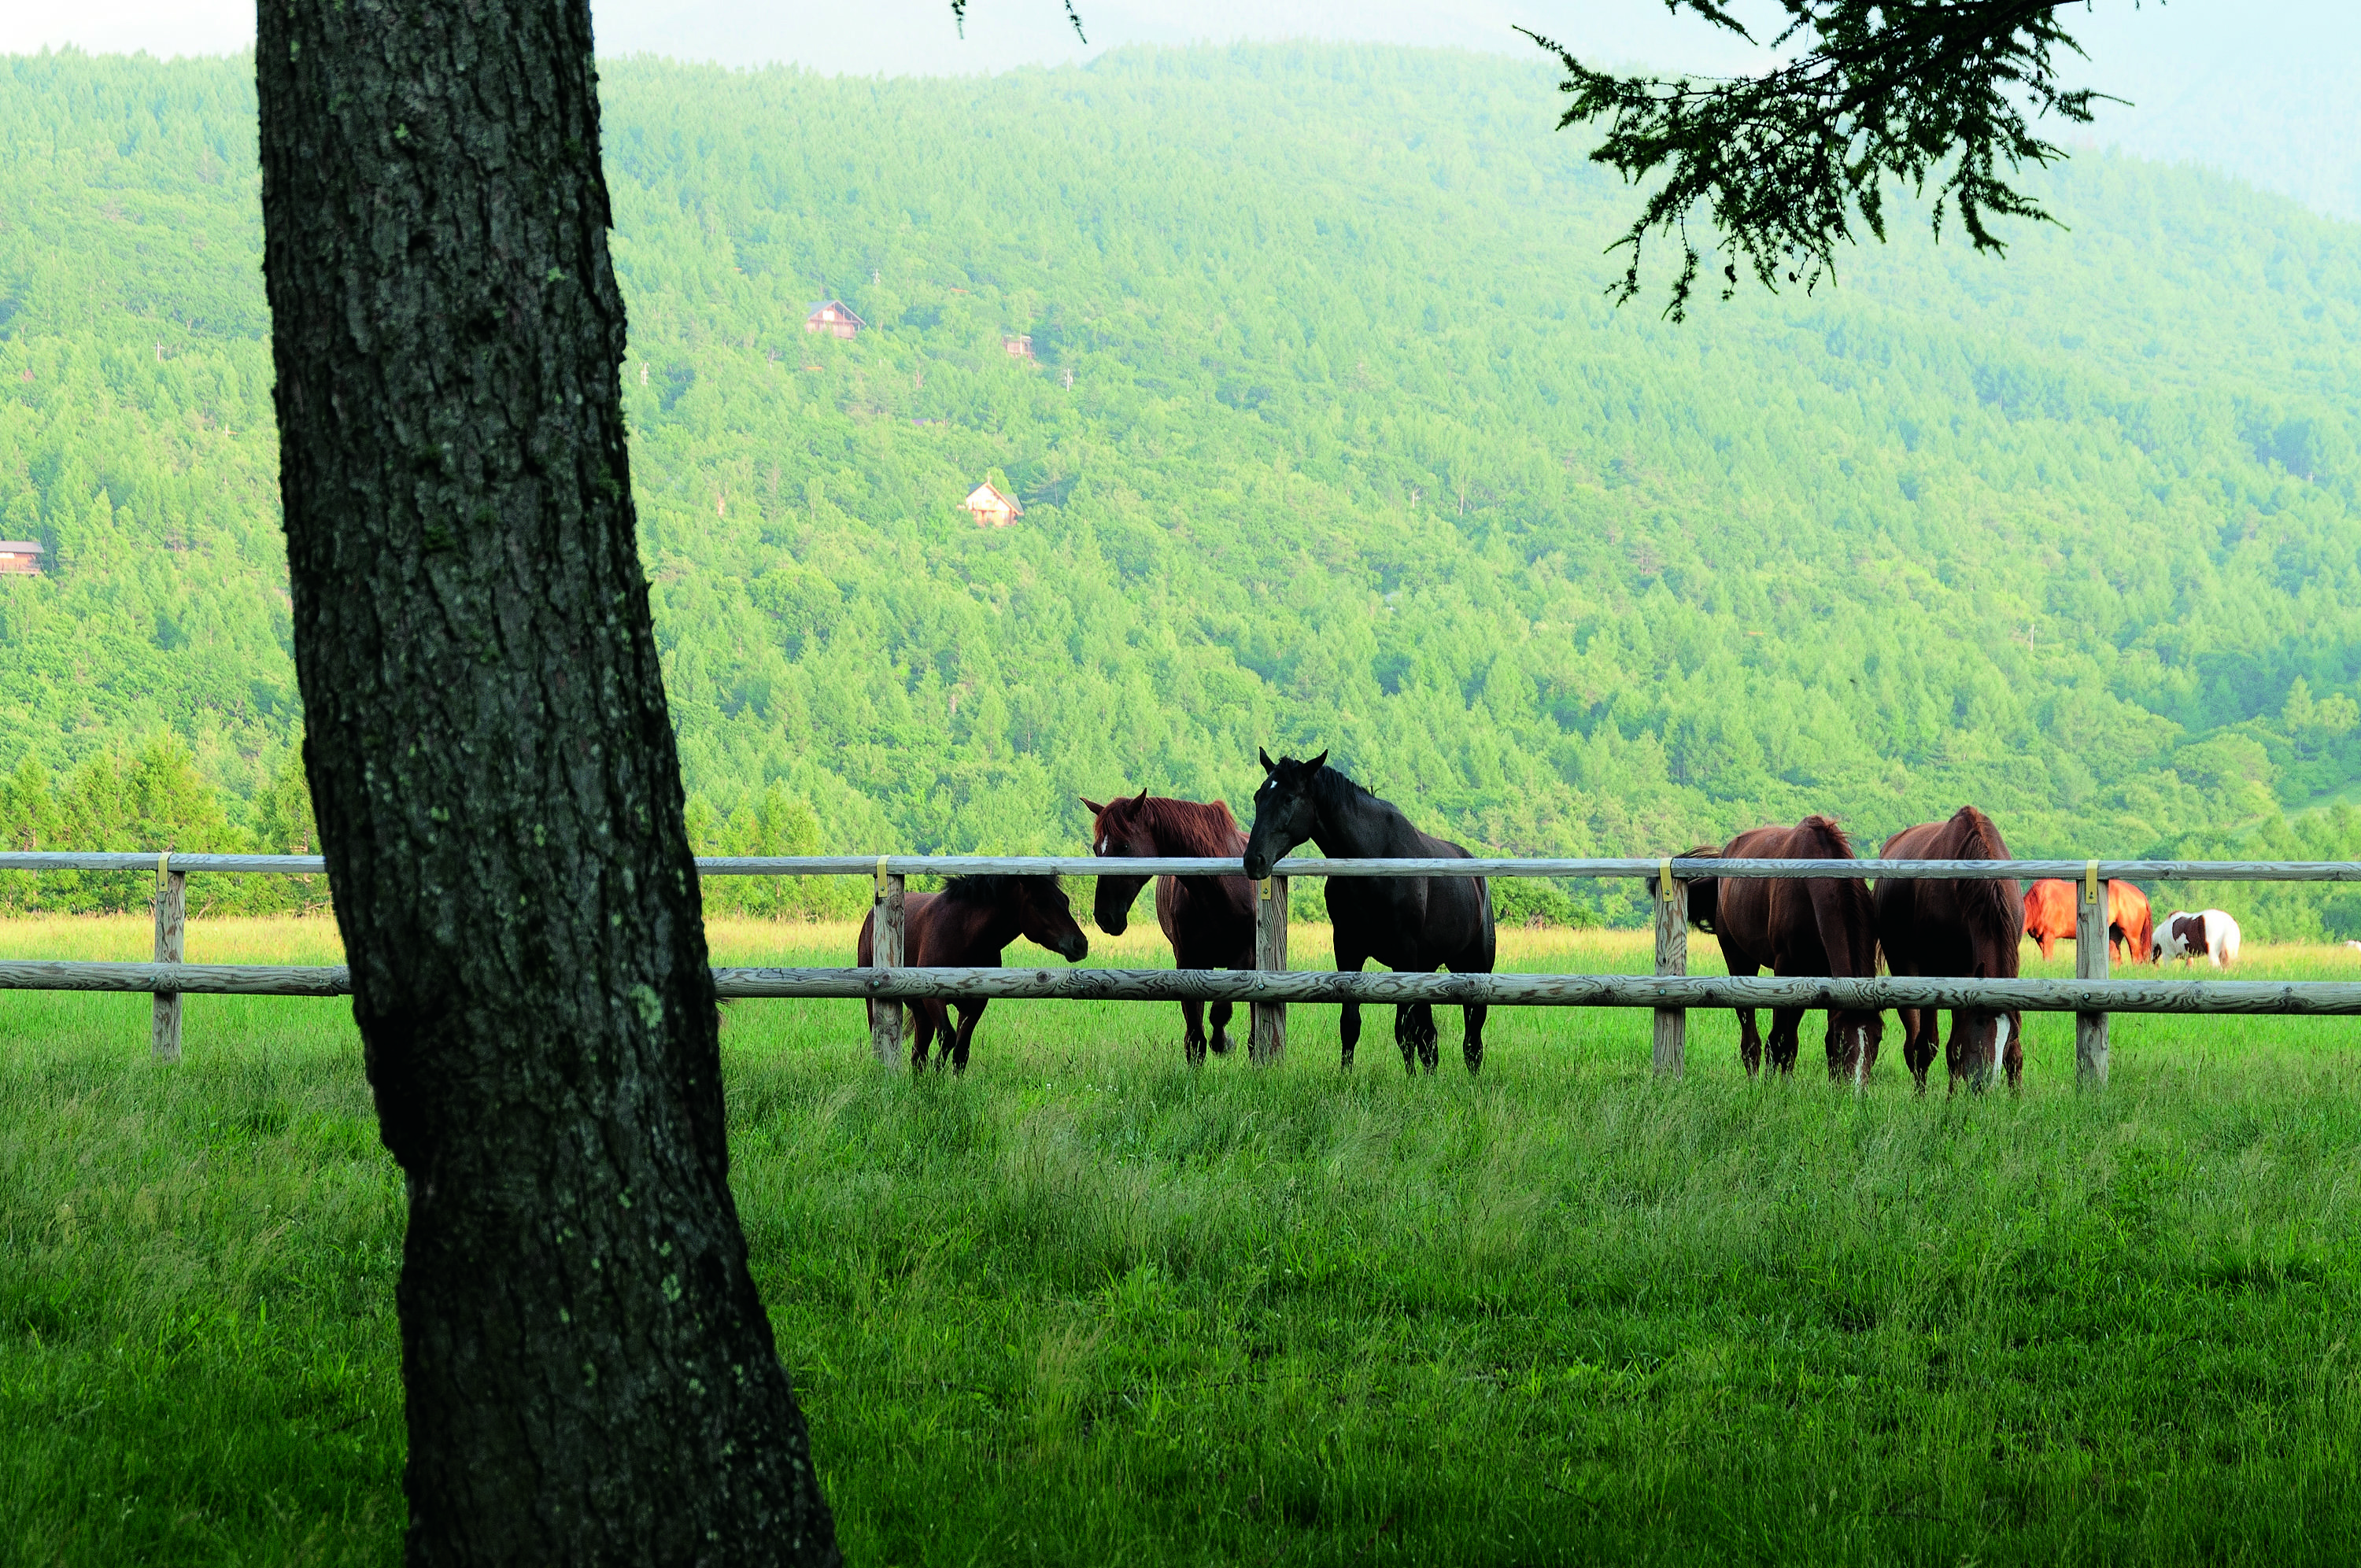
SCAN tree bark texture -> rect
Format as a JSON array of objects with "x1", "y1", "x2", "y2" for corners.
[{"x1": 254, "y1": 6, "x2": 837, "y2": 1562}]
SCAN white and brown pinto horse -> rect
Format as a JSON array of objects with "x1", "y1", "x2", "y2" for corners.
[
  {"x1": 2155, "y1": 909, "x2": 2241, "y2": 968},
  {"x1": 1682, "y1": 815, "x2": 1883, "y2": 1084},
  {"x1": 1875, "y1": 806, "x2": 2023, "y2": 1093}
]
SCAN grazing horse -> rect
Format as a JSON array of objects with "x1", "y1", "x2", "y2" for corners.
[
  {"x1": 1082, "y1": 789, "x2": 1256, "y2": 1064},
  {"x1": 1683, "y1": 815, "x2": 1883, "y2": 1083},
  {"x1": 2155, "y1": 909, "x2": 2241, "y2": 968},
  {"x1": 1875, "y1": 806, "x2": 2024, "y2": 1093},
  {"x1": 856, "y1": 874, "x2": 1088, "y2": 1071},
  {"x1": 2023, "y1": 879, "x2": 2154, "y2": 964},
  {"x1": 1241, "y1": 750, "x2": 1495, "y2": 1073}
]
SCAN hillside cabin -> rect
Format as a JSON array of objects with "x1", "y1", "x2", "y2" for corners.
[
  {"x1": 1003, "y1": 334, "x2": 1033, "y2": 359},
  {"x1": 804, "y1": 301, "x2": 866, "y2": 340},
  {"x1": 963, "y1": 482, "x2": 1023, "y2": 529},
  {"x1": 0, "y1": 541, "x2": 42, "y2": 576}
]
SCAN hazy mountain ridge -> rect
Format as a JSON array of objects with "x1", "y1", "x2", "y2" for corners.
[{"x1": 2, "y1": 44, "x2": 2359, "y2": 929}]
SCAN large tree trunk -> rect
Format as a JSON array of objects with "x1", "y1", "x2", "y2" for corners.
[{"x1": 253, "y1": 4, "x2": 837, "y2": 1562}]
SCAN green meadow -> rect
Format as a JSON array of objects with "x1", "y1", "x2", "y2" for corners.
[{"x1": 5, "y1": 914, "x2": 2361, "y2": 1566}]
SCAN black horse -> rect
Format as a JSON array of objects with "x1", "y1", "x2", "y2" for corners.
[{"x1": 1241, "y1": 750, "x2": 1495, "y2": 1073}]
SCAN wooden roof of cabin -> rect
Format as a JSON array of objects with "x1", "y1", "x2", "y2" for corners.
[
  {"x1": 963, "y1": 482, "x2": 1022, "y2": 514},
  {"x1": 804, "y1": 300, "x2": 866, "y2": 325}
]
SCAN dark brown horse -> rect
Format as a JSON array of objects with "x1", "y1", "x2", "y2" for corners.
[
  {"x1": 1875, "y1": 806, "x2": 2024, "y2": 1093},
  {"x1": 1683, "y1": 815, "x2": 1883, "y2": 1083},
  {"x1": 1082, "y1": 789, "x2": 1256, "y2": 1064},
  {"x1": 856, "y1": 874, "x2": 1088, "y2": 1071}
]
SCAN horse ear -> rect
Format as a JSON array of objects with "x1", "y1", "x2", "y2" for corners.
[
  {"x1": 1309, "y1": 750, "x2": 1328, "y2": 771},
  {"x1": 1258, "y1": 747, "x2": 1276, "y2": 773},
  {"x1": 1135, "y1": 788, "x2": 1149, "y2": 805},
  {"x1": 1080, "y1": 797, "x2": 1105, "y2": 814}
]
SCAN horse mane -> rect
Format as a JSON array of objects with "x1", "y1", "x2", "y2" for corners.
[
  {"x1": 941, "y1": 873, "x2": 1060, "y2": 906},
  {"x1": 1791, "y1": 814, "x2": 1857, "y2": 859},
  {"x1": 1942, "y1": 804, "x2": 2020, "y2": 950},
  {"x1": 1103, "y1": 794, "x2": 1247, "y2": 856},
  {"x1": 1791, "y1": 815, "x2": 1880, "y2": 976},
  {"x1": 1310, "y1": 762, "x2": 1383, "y2": 814}
]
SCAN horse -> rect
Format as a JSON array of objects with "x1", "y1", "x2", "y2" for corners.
[
  {"x1": 1240, "y1": 750, "x2": 1495, "y2": 1073},
  {"x1": 1082, "y1": 789, "x2": 1256, "y2": 1064},
  {"x1": 1682, "y1": 815, "x2": 1884, "y2": 1084},
  {"x1": 2155, "y1": 909, "x2": 2241, "y2": 967},
  {"x1": 1875, "y1": 806, "x2": 2024, "y2": 1093},
  {"x1": 2023, "y1": 879, "x2": 2154, "y2": 964},
  {"x1": 855, "y1": 874, "x2": 1088, "y2": 1071}
]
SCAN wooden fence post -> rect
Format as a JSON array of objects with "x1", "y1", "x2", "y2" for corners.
[
  {"x1": 152, "y1": 854, "x2": 186, "y2": 1064},
  {"x1": 1251, "y1": 875, "x2": 1288, "y2": 1064},
  {"x1": 2075, "y1": 861, "x2": 2108, "y2": 1087},
  {"x1": 870, "y1": 858, "x2": 905, "y2": 1065},
  {"x1": 1653, "y1": 860, "x2": 1686, "y2": 1076}
]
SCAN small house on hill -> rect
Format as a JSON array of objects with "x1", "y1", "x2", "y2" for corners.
[
  {"x1": 804, "y1": 301, "x2": 865, "y2": 340},
  {"x1": 0, "y1": 540, "x2": 42, "y2": 576},
  {"x1": 963, "y1": 482, "x2": 1023, "y2": 529},
  {"x1": 1003, "y1": 334, "x2": 1033, "y2": 359}
]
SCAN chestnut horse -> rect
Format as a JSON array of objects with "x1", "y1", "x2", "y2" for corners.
[
  {"x1": 1682, "y1": 815, "x2": 1883, "y2": 1083},
  {"x1": 856, "y1": 874, "x2": 1088, "y2": 1071},
  {"x1": 1875, "y1": 806, "x2": 2023, "y2": 1093},
  {"x1": 2023, "y1": 879, "x2": 2153, "y2": 964},
  {"x1": 1083, "y1": 789, "x2": 1256, "y2": 1064}
]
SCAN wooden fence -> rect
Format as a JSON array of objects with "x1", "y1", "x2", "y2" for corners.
[{"x1": 2, "y1": 852, "x2": 2357, "y2": 1083}]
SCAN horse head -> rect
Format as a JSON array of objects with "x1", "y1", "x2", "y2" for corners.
[
  {"x1": 1242, "y1": 747, "x2": 1327, "y2": 880},
  {"x1": 1015, "y1": 875, "x2": 1089, "y2": 963},
  {"x1": 1948, "y1": 961, "x2": 2019, "y2": 1090},
  {"x1": 1676, "y1": 843, "x2": 1721, "y2": 932},
  {"x1": 1083, "y1": 789, "x2": 1155, "y2": 935}
]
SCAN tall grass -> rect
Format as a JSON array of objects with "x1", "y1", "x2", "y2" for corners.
[{"x1": 5, "y1": 917, "x2": 2360, "y2": 1563}]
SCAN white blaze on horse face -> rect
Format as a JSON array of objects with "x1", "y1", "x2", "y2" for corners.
[
  {"x1": 1095, "y1": 835, "x2": 1107, "y2": 856},
  {"x1": 1851, "y1": 1026, "x2": 1867, "y2": 1090},
  {"x1": 1992, "y1": 1015, "x2": 2010, "y2": 1083}
]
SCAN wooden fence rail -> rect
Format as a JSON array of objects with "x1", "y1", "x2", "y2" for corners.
[
  {"x1": 2, "y1": 851, "x2": 2352, "y2": 1083},
  {"x1": 9, "y1": 961, "x2": 2361, "y2": 1015},
  {"x1": 6, "y1": 851, "x2": 2361, "y2": 880}
]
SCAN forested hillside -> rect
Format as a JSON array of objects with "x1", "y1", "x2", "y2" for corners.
[{"x1": 2, "y1": 45, "x2": 2359, "y2": 929}]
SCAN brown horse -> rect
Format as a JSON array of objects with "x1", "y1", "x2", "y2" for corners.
[
  {"x1": 2023, "y1": 879, "x2": 2153, "y2": 964},
  {"x1": 1682, "y1": 815, "x2": 1883, "y2": 1083},
  {"x1": 1875, "y1": 806, "x2": 2024, "y2": 1093},
  {"x1": 1083, "y1": 789, "x2": 1255, "y2": 1064},
  {"x1": 856, "y1": 874, "x2": 1088, "y2": 1071}
]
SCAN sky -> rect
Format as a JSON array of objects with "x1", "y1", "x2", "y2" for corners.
[{"x1": 4, "y1": 1, "x2": 2355, "y2": 217}]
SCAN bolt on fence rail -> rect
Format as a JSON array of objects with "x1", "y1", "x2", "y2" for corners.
[{"x1": 2, "y1": 852, "x2": 2355, "y2": 1083}]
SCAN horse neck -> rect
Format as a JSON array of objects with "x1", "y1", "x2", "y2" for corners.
[
  {"x1": 1306, "y1": 773, "x2": 1415, "y2": 858},
  {"x1": 1139, "y1": 800, "x2": 1244, "y2": 858}
]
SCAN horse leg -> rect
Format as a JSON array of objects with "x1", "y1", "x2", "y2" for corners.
[
  {"x1": 1461, "y1": 1002, "x2": 1487, "y2": 1074},
  {"x1": 1899, "y1": 1006, "x2": 1936, "y2": 1094},
  {"x1": 950, "y1": 999, "x2": 986, "y2": 1073},
  {"x1": 1394, "y1": 1003, "x2": 1419, "y2": 1075},
  {"x1": 1416, "y1": 1002, "x2": 1440, "y2": 1073},
  {"x1": 1768, "y1": 1007, "x2": 1804, "y2": 1076},
  {"x1": 1208, "y1": 999, "x2": 1236, "y2": 1056},
  {"x1": 1336, "y1": 947, "x2": 1368, "y2": 1070},
  {"x1": 1736, "y1": 1007, "x2": 1764, "y2": 1079},
  {"x1": 909, "y1": 1002, "x2": 936, "y2": 1072},
  {"x1": 1180, "y1": 1000, "x2": 1209, "y2": 1067}
]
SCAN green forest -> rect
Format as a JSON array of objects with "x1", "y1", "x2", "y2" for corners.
[{"x1": 2, "y1": 45, "x2": 2358, "y2": 931}]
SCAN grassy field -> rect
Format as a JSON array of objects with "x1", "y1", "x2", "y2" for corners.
[{"x1": 5, "y1": 914, "x2": 2361, "y2": 1566}]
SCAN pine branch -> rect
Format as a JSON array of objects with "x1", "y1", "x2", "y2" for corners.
[{"x1": 1524, "y1": 1, "x2": 2137, "y2": 319}]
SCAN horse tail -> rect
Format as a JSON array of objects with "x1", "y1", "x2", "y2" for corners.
[
  {"x1": 1794, "y1": 816, "x2": 1879, "y2": 979},
  {"x1": 1949, "y1": 805, "x2": 2022, "y2": 966}
]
